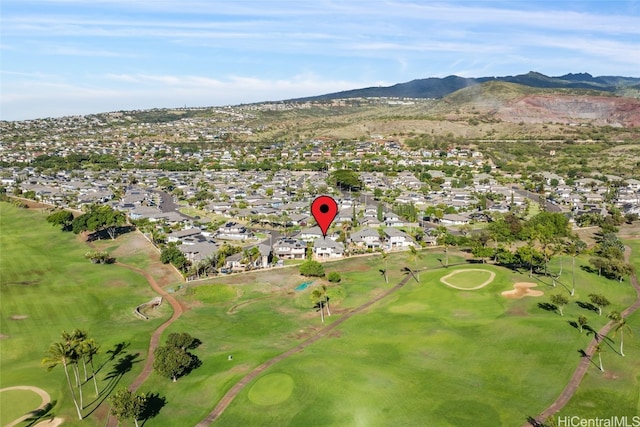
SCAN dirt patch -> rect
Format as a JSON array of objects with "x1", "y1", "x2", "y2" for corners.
[
  {"x1": 501, "y1": 282, "x2": 544, "y2": 299},
  {"x1": 505, "y1": 306, "x2": 529, "y2": 316},
  {"x1": 108, "y1": 280, "x2": 128, "y2": 287},
  {"x1": 34, "y1": 418, "x2": 64, "y2": 427},
  {"x1": 603, "y1": 371, "x2": 619, "y2": 380},
  {"x1": 10, "y1": 315, "x2": 28, "y2": 320},
  {"x1": 0, "y1": 334, "x2": 9, "y2": 339},
  {"x1": 230, "y1": 363, "x2": 251, "y2": 373}
]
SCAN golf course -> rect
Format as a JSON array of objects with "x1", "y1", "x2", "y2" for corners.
[{"x1": 1, "y1": 202, "x2": 639, "y2": 426}]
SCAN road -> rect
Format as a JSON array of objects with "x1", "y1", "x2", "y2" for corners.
[{"x1": 512, "y1": 186, "x2": 562, "y2": 213}]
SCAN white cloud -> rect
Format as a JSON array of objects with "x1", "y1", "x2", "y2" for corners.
[{"x1": 1, "y1": 73, "x2": 380, "y2": 120}]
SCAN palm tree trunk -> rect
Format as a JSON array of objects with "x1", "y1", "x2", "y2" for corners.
[
  {"x1": 598, "y1": 353, "x2": 603, "y2": 371},
  {"x1": 63, "y1": 361, "x2": 83, "y2": 420},
  {"x1": 571, "y1": 255, "x2": 576, "y2": 296},
  {"x1": 90, "y1": 357, "x2": 99, "y2": 395},
  {"x1": 73, "y1": 363, "x2": 84, "y2": 408},
  {"x1": 319, "y1": 302, "x2": 325, "y2": 324},
  {"x1": 325, "y1": 298, "x2": 331, "y2": 317},
  {"x1": 620, "y1": 330, "x2": 625, "y2": 357},
  {"x1": 82, "y1": 357, "x2": 88, "y2": 382}
]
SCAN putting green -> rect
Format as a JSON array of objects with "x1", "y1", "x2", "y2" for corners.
[
  {"x1": 439, "y1": 269, "x2": 496, "y2": 290},
  {"x1": 248, "y1": 373, "x2": 294, "y2": 406}
]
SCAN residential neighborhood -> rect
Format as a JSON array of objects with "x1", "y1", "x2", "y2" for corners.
[{"x1": 2, "y1": 104, "x2": 639, "y2": 279}]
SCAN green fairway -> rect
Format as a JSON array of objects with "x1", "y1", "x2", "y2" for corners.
[
  {"x1": 205, "y1": 257, "x2": 638, "y2": 426},
  {"x1": 0, "y1": 388, "x2": 44, "y2": 425},
  {"x1": 0, "y1": 203, "x2": 175, "y2": 425},
  {"x1": 557, "y1": 239, "x2": 640, "y2": 421},
  {"x1": 2, "y1": 203, "x2": 639, "y2": 426}
]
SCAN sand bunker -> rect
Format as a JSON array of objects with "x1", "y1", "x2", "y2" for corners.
[
  {"x1": 502, "y1": 282, "x2": 544, "y2": 299},
  {"x1": 10, "y1": 315, "x2": 28, "y2": 320},
  {"x1": 440, "y1": 269, "x2": 496, "y2": 290}
]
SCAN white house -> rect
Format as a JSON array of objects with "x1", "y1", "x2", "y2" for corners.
[
  {"x1": 384, "y1": 228, "x2": 415, "y2": 250},
  {"x1": 313, "y1": 238, "x2": 344, "y2": 259}
]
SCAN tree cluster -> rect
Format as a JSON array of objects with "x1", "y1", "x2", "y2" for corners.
[
  {"x1": 153, "y1": 332, "x2": 201, "y2": 382},
  {"x1": 328, "y1": 169, "x2": 363, "y2": 191},
  {"x1": 42, "y1": 329, "x2": 100, "y2": 420},
  {"x1": 72, "y1": 204, "x2": 126, "y2": 240},
  {"x1": 47, "y1": 209, "x2": 74, "y2": 231},
  {"x1": 160, "y1": 244, "x2": 188, "y2": 271},
  {"x1": 589, "y1": 232, "x2": 635, "y2": 282}
]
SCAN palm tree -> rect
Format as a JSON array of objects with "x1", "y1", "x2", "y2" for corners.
[
  {"x1": 565, "y1": 238, "x2": 587, "y2": 296},
  {"x1": 43, "y1": 341, "x2": 83, "y2": 420},
  {"x1": 608, "y1": 311, "x2": 632, "y2": 357},
  {"x1": 80, "y1": 338, "x2": 100, "y2": 395},
  {"x1": 409, "y1": 246, "x2": 420, "y2": 280},
  {"x1": 402, "y1": 266, "x2": 419, "y2": 284},
  {"x1": 321, "y1": 284, "x2": 331, "y2": 317},
  {"x1": 380, "y1": 251, "x2": 389, "y2": 284},
  {"x1": 311, "y1": 289, "x2": 325, "y2": 324},
  {"x1": 594, "y1": 344, "x2": 605, "y2": 372},
  {"x1": 62, "y1": 330, "x2": 85, "y2": 408}
]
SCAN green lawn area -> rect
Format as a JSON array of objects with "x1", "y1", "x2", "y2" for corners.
[
  {"x1": 0, "y1": 203, "x2": 173, "y2": 426},
  {"x1": 0, "y1": 389, "x2": 43, "y2": 426},
  {"x1": 556, "y1": 238, "x2": 640, "y2": 421},
  {"x1": 2, "y1": 203, "x2": 639, "y2": 426},
  {"x1": 440, "y1": 267, "x2": 495, "y2": 289}
]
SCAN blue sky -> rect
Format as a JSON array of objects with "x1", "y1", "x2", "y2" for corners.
[{"x1": 1, "y1": 1, "x2": 639, "y2": 120}]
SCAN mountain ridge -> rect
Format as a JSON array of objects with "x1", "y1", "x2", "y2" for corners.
[{"x1": 290, "y1": 71, "x2": 640, "y2": 102}]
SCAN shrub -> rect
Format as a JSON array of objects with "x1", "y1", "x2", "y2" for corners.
[
  {"x1": 327, "y1": 271, "x2": 341, "y2": 283},
  {"x1": 299, "y1": 260, "x2": 325, "y2": 277}
]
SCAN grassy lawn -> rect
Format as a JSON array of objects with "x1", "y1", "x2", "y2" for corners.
[
  {"x1": 556, "y1": 238, "x2": 640, "y2": 421},
  {"x1": 2, "y1": 202, "x2": 639, "y2": 426},
  {"x1": 207, "y1": 255, "x2": 638, "y2": 426},
  {"x1": 0, "y1": 203, "x2": 173, "y2": 426},
  {"x1": 0, "y1": 389, "x2": 43, "y2": 425}
]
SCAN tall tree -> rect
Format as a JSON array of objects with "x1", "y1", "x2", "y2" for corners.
[
  {"x1": 564, "y1": 238, "x2": 587, "y2": 296},
  {"x1": 61, "y1": 330, "x2": 85, "y2": 408},
  {"x1": 43, "y1": 341, "x2": 83, "y2": 420},
  {"x1": 311, "y1": 289, "x2": 325, "y2": 324},
  {"x1": 109, "y1": 388, "x2": 147, "y2": 427},
  {"x1": 594, "y1": 344, "x2": 605, "y2": 372},
  {"x1": 588, "y1": 294, "x2": 610, "y2": 316},
  {"x1": 608, "y1": 311, "x2": 632, "y2": 357},
  {"x1": 577, "y1": 315, "x2": 588, "y2": 334},
  {"x1": 550, "y1": 294, "x2": 569, "y2": 316},
  {"x1": 380, "y1": 251, "x2": 389, "y2": 284},
  {"x1": 409, "y1": 246, "x2": 420, "y2": 280},
  {"x1": 153, "y1": 345, "x2": 195, "y2": 382}
]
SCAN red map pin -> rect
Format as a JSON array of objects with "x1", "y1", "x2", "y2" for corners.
[{"x1": 311, "y1": 195, "x2": 338, "y2": 238}]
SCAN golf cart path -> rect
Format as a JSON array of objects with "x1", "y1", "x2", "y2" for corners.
[
  {"x1": 195, "y1": 272, "x2": 415, "y2": 426},
  {"x1": 101, "y1": 232, "x2": 186, "y2": 427},
  {"x1": 525, "y1": 245, "x2": 640, "y2": 426},
  {"x1": 0, "y1": 385, "x2": 63, "y2": 427}
]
